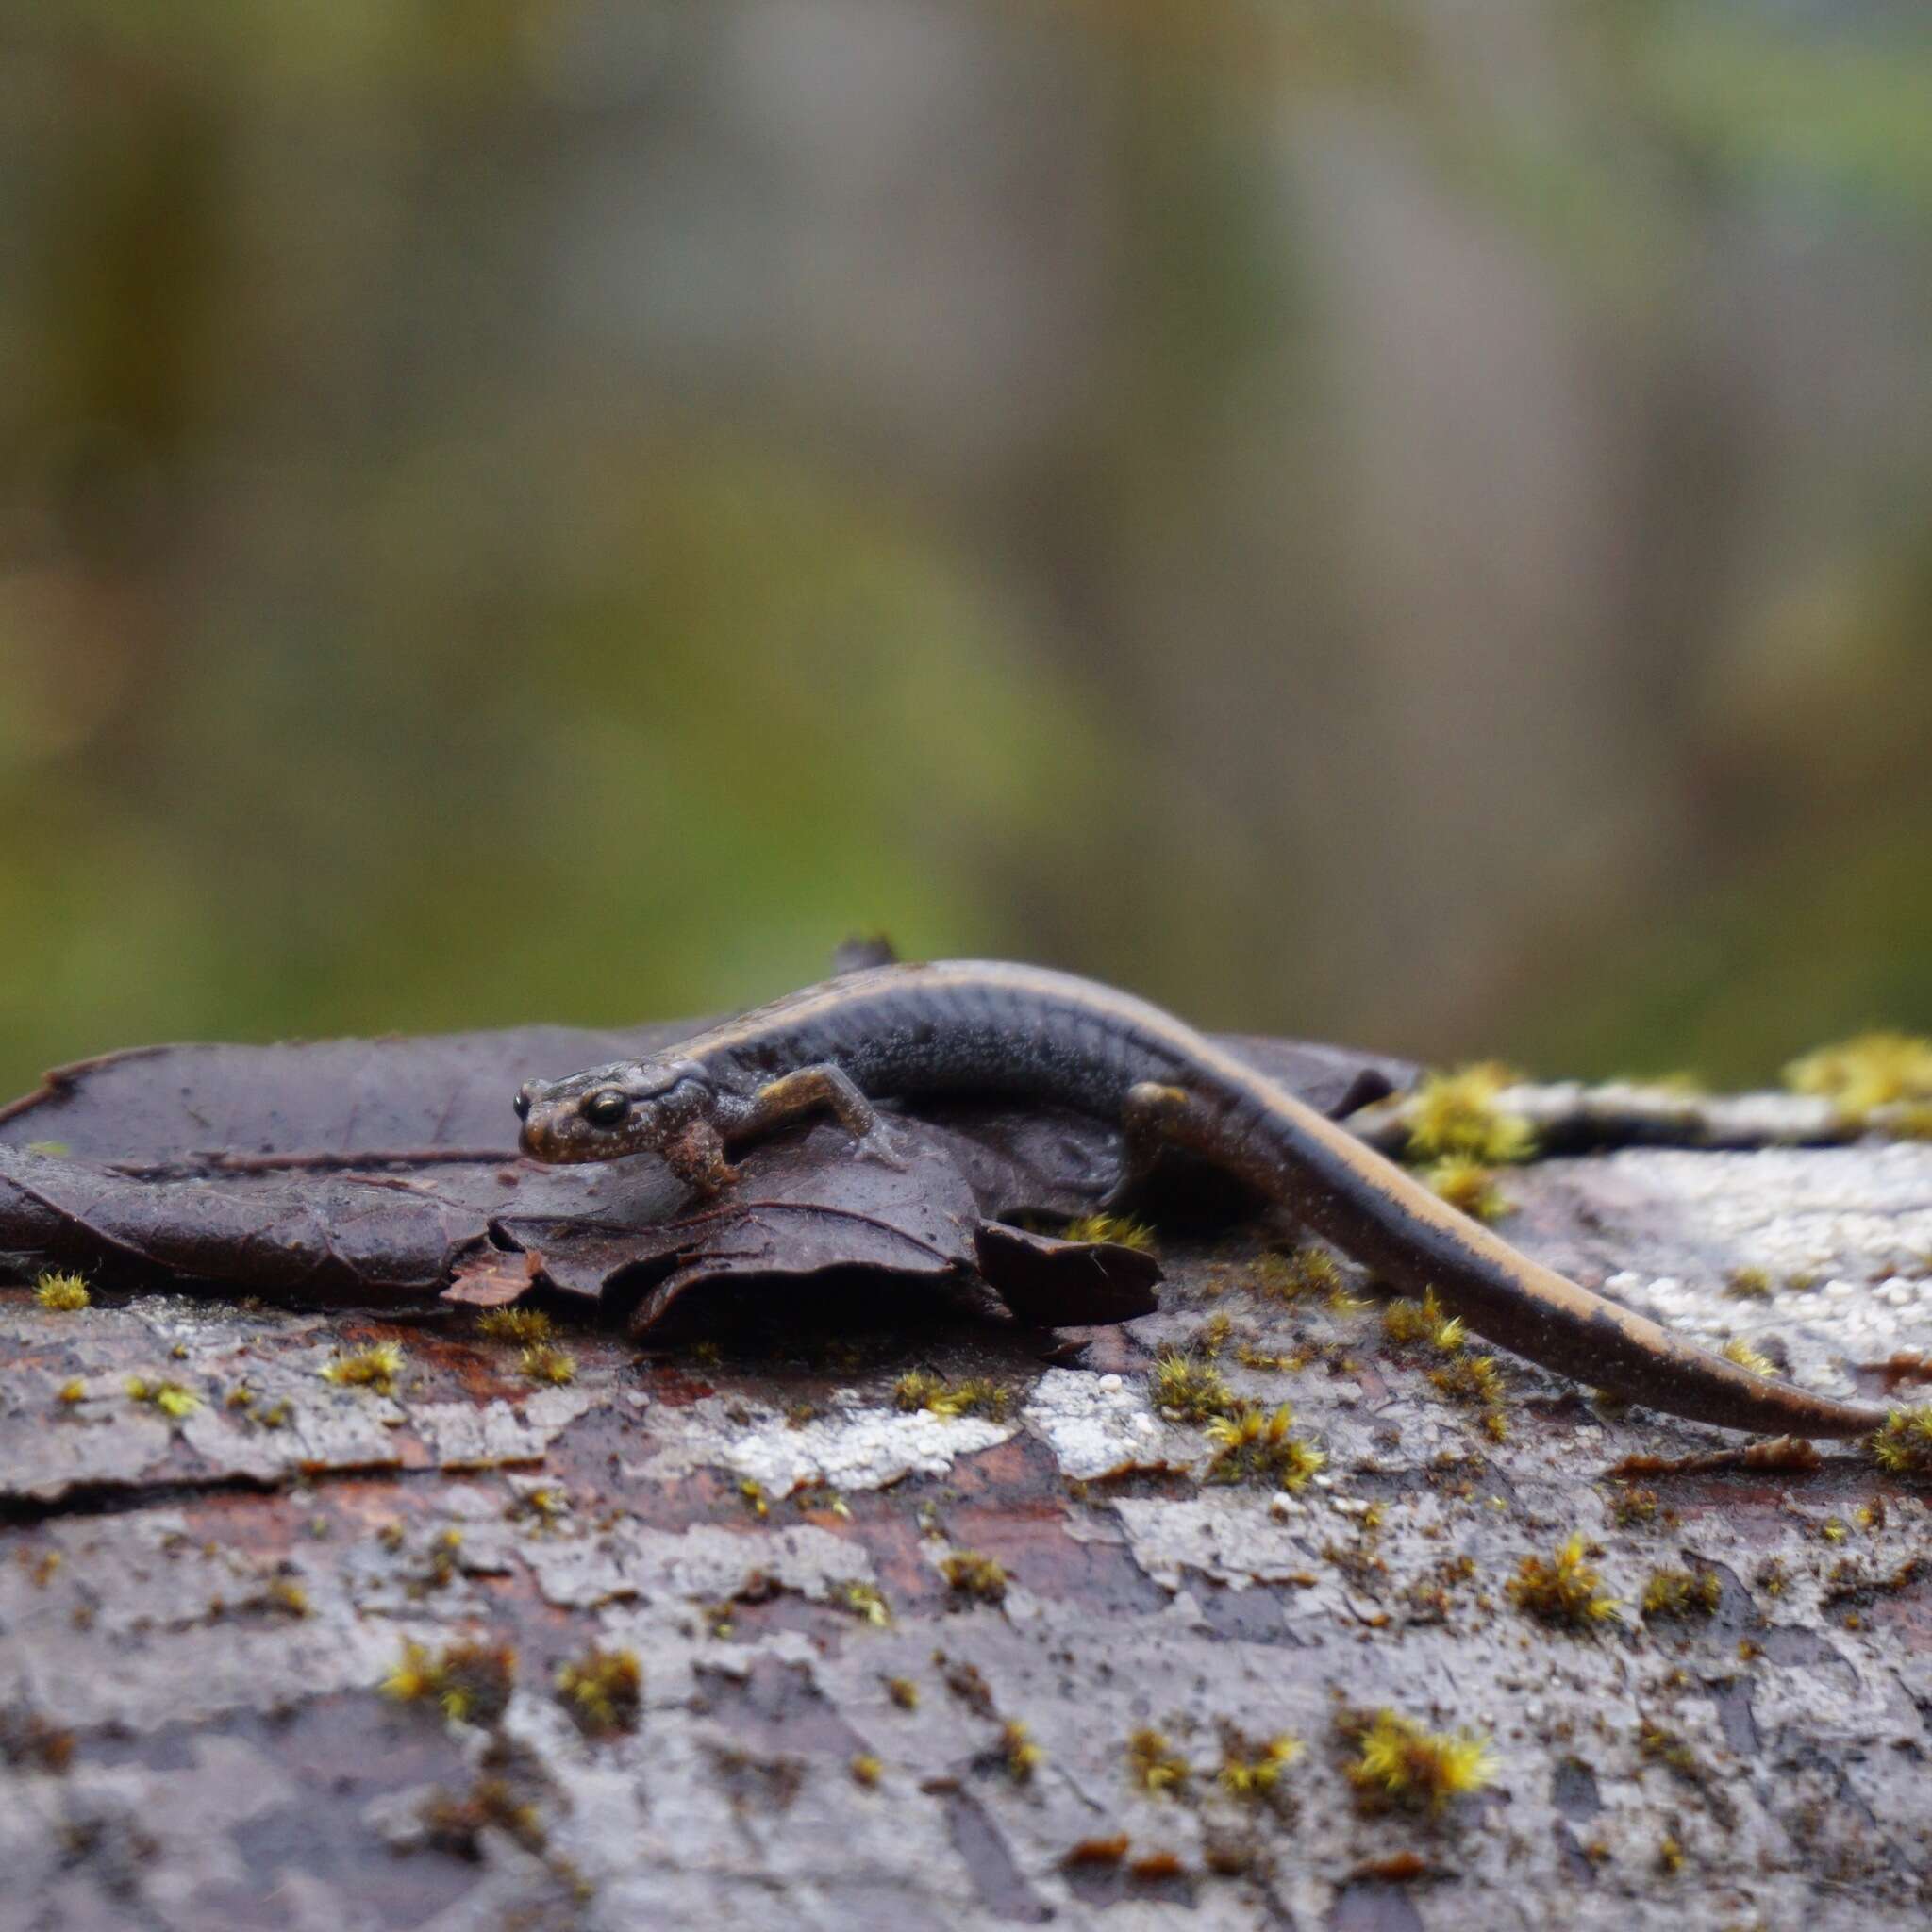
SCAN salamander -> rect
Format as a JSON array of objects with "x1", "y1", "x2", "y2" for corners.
[{"x1": 513, "y1": 958, "x2": 1884, "y2": 1438}]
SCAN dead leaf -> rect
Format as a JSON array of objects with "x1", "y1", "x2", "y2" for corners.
[{"x1": 0, "y1": 1013, "x2": 1412, "y2": 1332}]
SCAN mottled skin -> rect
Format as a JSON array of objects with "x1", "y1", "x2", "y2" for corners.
[{"x1": 516, "y1": 960, "x2": 1885, "y2": 1438}]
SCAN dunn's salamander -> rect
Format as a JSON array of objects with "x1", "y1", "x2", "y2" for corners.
[{"x1": 514, "y1": 959, "x2": 1882, "y2": 1438}]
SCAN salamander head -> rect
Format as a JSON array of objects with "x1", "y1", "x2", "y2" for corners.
[{"x1": 515, "y1": 1057, "x2": 711, "y2": 1164}]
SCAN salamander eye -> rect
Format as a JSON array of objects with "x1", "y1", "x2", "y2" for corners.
[{"x1": 581, "y1": 1088, "x2": 631, "y2": 1128}]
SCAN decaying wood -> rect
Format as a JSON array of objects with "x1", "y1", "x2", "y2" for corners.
[{"x1": 3, "y1": 1036, "x2": 1931, "y2": 1930}]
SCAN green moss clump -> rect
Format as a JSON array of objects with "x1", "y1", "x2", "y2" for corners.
[
  {"x1": 1217, "y1": 1731, "x2": 1301, "y2": 1799},
  {"x1": 125, "y1": 1376, "x2": 201, "y2": 1420},
  {"x1": 1641, "y1": 1568, "x2": 1722, "y2": 1620},
  {"x1": 1507, "y1": 1534, "x2": 1622, "y2": 1629},
  {"x1": 33, "y1": 1273, "x2": 91, "y2": 1312},
  {"x1": 1339, "y1": 1707, "x2": 1498, "y2": 1813},
  {"x1": 892, "y1": 1371, "x2": 1013, "y2": 1420},
  {"x1": 1149, "y1": 1350, "x2": 1239, "y2": 1424},
  {"x1": 998, "y1": 1720, "x2": 1042, "y2": 1782},
  {"x1": 1608, "y1": 1486, "x2": 1661, "y2": 1528},
  {"x1": 519, "y1": 1343, "x2": 576, "y2": 1385},
  {"x1": 1870, "y1": 1404, "x2": 1932, "y2": 1475},
  {"x1": 322, "y1": 1343, "x2": 404, "y2": 1393},
  {"x1": 1061, "y1": 1213, "x2": 1156, "y2": 1252},
  {"x1": 556, "y1": 1645, "x2": 641, "y2": 1736},
  {"x1": 941, "y1": 1551, "x2": 1008, "y2": 1603},
  {"x1": 1406, "y1": 1065, "x2": 1536, "y2": 1166},
  {"x1": 476, "y1": 1307, "x2": 553, "y2": 1343},
  {"x1": 834, "y1": 1579, "x2": 891, "y2": 1626},
  {"x1": 1126, "y1": 1726, "x2": 1191, "y2": 1794},
  {"x1": 1204, "y1": 1403, "x2": 1324, "y2": 1489},
  {"x1": 1383, "y1": 1287, "x2": 1465, "y2": 1353},
  {"x1": 1423, "y1": 1158, "x2": 1512, "y2": 1223},
  {"x1": 383, "y1": 1637, "x2": 517, "y2": 1725},
  {"x1": 1786, "y1": 1031, "x2": 1932, "y2": 1119},
  {"x1": 1253, "y1": 1247, "x2": 1357, "y2": 1309}
]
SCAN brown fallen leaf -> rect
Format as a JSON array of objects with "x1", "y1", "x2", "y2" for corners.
[
  {"x1": 0, "y1": 1010, "x2": 1411, "y2": 1333},
  {"x1": 444, "y1": 1246, "x2": 544, "y2": 1307}
]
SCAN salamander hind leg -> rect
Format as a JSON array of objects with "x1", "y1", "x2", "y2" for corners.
[
  {"x1": 746, "y1": 1064, "x2": 908, "y2": 1171},
  {"x1": 1096, "y1": 1081, "x2": 1195, "y2": 1213}
]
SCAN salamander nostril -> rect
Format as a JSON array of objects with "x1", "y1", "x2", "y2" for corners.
[{"x1": 512, "y1": 1088, "x2": 532, "y2": 1121}]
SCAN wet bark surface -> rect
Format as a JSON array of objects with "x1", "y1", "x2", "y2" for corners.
[{"x1": 3, "y1": 1034, "x2": 1931, "y2": 1931}]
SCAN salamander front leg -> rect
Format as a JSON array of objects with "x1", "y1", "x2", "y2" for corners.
[
  {"x1": 1096, "y1": 1081, "x2": 1194, "y2": 1213},
  {"x1": 743, "y1": 1064, "x2": 908, "y2": 1170},
  {"x1": 664, "y1": 1120, "x2": 739, "y2": 1196}
]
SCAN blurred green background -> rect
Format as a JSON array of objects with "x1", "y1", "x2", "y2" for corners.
[{"x1": 3, "y1": 0, "x2": 1930, "y2": 1102}]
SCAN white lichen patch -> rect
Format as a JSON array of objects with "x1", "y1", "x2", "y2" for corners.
[
  {"x1": 1113, "y1": 1492, "x2": 1336, "y2": 1593},
  {"x1": 626, "y1": 1392, "x2": 1013, "y2": 1497},
  {"x1": 0, "y1": 1511, "x2": 398, "y2": 1731},
  {"x1": 1536, "y1": 1143, "x2": 1932, "y2": 1391},
  {"x1": 407, "y1": 1388, "x2": 598, "y2": 1469},
  {"x1": 1021, "y1": 1367, "x2": 1203, "y2": 1479},
  {"x1": 522, "y1": 1521, "x2": 872, "y2": 1610},
  {"x1": 184, "y1": 1399, "x2": 405, "y2": 1485}
]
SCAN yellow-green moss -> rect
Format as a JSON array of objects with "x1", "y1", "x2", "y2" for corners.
[
  {"x1": 1423, "y1": 1158, "x2": 1512, "y2": 1223},
  {"x1": 1786, "y1": 1031, "x2": 1932, "y2": 1118},
  {"x1": 265, "y1": 1576, "x2": 311, "y2": 1618},
  {"x1": 1149, "y1": 1351, "x2": 1240, "y2": 1424},
  {"x1": 1254, "y1": 1247, "x2": 1355, "y2": 1309},
  {"x1": 941, "y1": 1551, "x2": 1008, "y2": 1603},
  {"x1": 1204, "y1": 1403, "x2": 1325, "y2": 1490},
  {"x1": 33, "y1": 1272, "x2": 90, "y2": 1312},
  {"x1": 1870, "y1": 1404, "x2": 1932, "y2": 1476},
  {"x1": 1608, "y1": 1486, "x2": 1662, "y2": 1528},
  {"x1": 850, "y1": 1753, "x2": 883, "y2": 1788},
  {"x1": 322, "y1": 1342, "x2": 404, "y2": 1393},
  {"x1": 382, "y1": 1637, "x2": 516, "y2": 1725},
  {"x1": 834, "y1": 1579, "x2": 891, "y2": 1626},
  {"x1": 519, "y1": 1343, "x2": 576, "y2": 1385},
  {"x1": 419, "y1": 1775, "x2": 545, "y2": 1857},
  {"x1": 1061, "y1": 1213, "x2": 1156, "y2": 1252},
  {"x1": 1341, "y1": 1707, "x2": 1498, "y2": 1812},
  {"x1": 998, "y1": 1720, "x2": 1042, "y2": 1783},
  {"x1": 1126, "y1": 1726, "x2": 1191, "y2": 1794},
  {"x1": 1507, "y1": 1534, "x2": 1621, "y2": 1629},
  {"x1": 1720, "y1": 1336, "x2": 1776, "y2": 1378},
  {"x1": 1641, "y1": 1568, "x2": 1722, "y2": 1620},
  {"x1": 476, "y1": 1307, "x2": 553, "y2": 1344},
  {"x1": 1406, "y1": 1065, "x2": 1536, "y2": 1166},
  {"x1": 1217, "y1": 1732, "x2": 1301, "y2": 1799},
  {"x1": 125, "y1": 1376, "x2": 202, "y2": 1420},
  {"x1": 1383, "y1": 1287, "x2": 1466, "y2": 1353},
  {"x1": 556, "y1": 1645, "x2": 641, "y2": 1736},
  {"x1": 1426, "y1": 1354, "x2": 1507, "y2": 1413},
  {"x1": 892, "y1": 1370, "x2": 1013, "y2": 1420}
]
